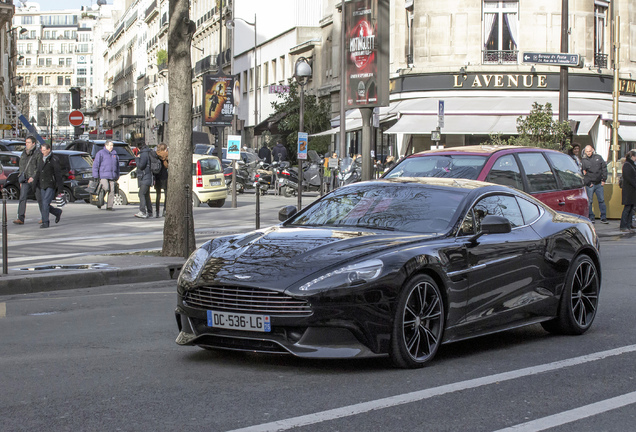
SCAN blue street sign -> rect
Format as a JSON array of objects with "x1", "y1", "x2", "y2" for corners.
[
  {"x1": 297, "y1": 132, "x2": 308, "y2": 160},
  {"x1": 438, "y1": 100, "x2": 444, "y2": 128}
]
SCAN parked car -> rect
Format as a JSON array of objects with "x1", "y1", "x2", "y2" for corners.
[
  {"x1": 111, "y1": 154, "x2": 227, "y2": 207},
  {"x1": 0, "y1": 139, "x2": 26, "y2": 152},
  {"x1": 2, "y1": 150, "x2": 93, "y2": 202},
  {"x1": 194, "y1": 144, "x2": 216, "y2": 156},
  {"x1": 175, "y1": 178, "x2": 601, "y2": 368},
  {"x1": 0, "y1": 151, "x2": 21, "y2": 187},
  {"x1": 384, "y1": 145, "x2": 588, "y2": 216},
  {"x1": 64, "y1": 139, "x2": 136, "y2": 173}
]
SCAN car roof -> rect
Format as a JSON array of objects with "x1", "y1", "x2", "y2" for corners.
[
  {"x1": 193, "y1": 154, "x2": 221, "y2": 162},
  {"x1": 52, "y1": 150, "x2": 91, "y2": 156},
  {"x1": 408, "y1": 145, "x2": 555, "y2": 157},
  {"x1": 366, "y1": 176, "x2": 512, "y2": 191},
  {"x1": 0, "y1": 150, "x2": 22, "y2": 156}
]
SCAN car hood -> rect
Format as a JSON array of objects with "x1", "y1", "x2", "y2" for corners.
[{"x1": 195, "y1": 226, "x2": 439, "y2": 291}]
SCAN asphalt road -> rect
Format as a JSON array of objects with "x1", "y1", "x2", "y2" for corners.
[{"x1": 1, "y1": 235, "x2": 635, "y2": 431}]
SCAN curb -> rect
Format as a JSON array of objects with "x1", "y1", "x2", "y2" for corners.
[{"x1": 0, "y1": 263, "x2": 183, "y2": 296}]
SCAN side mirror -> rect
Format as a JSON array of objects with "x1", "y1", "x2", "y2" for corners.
[
  {"x1": 130, "y1": 170, "x2": 137, "y2": 179},
  {"x1": 468, "y1": 215, "x2": 511, "y2": 245},
  {"x1": 278, "y1": 205, "x2": 297, "y2": 222}
]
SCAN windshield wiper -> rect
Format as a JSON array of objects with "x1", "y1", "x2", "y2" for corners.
[{"x1": 332, "y1": 224, "x2": 396, "y2": 231}]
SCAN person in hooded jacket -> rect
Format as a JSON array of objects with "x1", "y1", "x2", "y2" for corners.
[
  {"x1": 134, "y1": 142, "x2": 153, "y2": 218},
  {"x1": 272, "y1": 141, "x2": 288, "y2": 162},
  {"x1": 32, "y1": 143, "x2": 63, "y2": 229},
  {"x1": 154, "y1": 143, "x2": 169, "y2": 217},
  {"x1": 620, "y1": 150, "x2": 636, "y2": 232},
  {"x1": 92, "y1": 140, "x2": 120, "y2": 210}
]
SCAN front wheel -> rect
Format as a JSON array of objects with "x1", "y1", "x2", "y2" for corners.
[
  {"x1": 390, "y1": 274, "x2": 445, "y2": 369},
  {"x1": 62, "y1": 187, "x2": 74, "y2": 203},
  {"x1": 207, "y1": 199, "x2": 225, "y2": 208},
  {"x1": 192, "y1": 194, "x2": 201, "y2": 208},
  {"x1": 112, "y1": 190, "x2": 128, "y2": 206},
  {"x1": 282, "y1": 186, "x2": 294, "y2": 198},
  {"x1": 4, "y1": 185, "x2": 19, "y2": 200},
  {"x1": 541, "y1": 255, "x2": 599, "y2": 335}
]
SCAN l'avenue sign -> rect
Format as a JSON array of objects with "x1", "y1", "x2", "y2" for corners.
[{"x1": 453, "y1": 73, "x2": 548, "y2": 89}]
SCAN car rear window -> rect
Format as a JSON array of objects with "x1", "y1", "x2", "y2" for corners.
[
  {"x1": 545, "y1": 152, "x2": 584, "y2": 189},
  {"x1": 517, "y1": 153, "x2": 558, "y2": 192},
  {"x1": 385, "y1": 155, "x2": 487, "y2": 180},
  {"x1": 193, "y1": 158, "x2": 222, "y2": 175},
  {"x1": 95, "y1": 144, "x2": 134, "y2": 157},
  {"x1": 70, "y1": 154, "x2": 93, "y2": 169}
]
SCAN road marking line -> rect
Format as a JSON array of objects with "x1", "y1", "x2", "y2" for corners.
[
  {"x1": 226, "y1": 344, "x2": 636, "y2": 432},
  {"x1": 492, "y1": 390, "x2": 636, "y2": 432},
  {"x1": 0, "y1": 302, "x2": 5, "y2": 318}
]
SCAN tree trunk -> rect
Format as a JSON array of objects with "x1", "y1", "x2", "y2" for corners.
[{"x1": 162, "y1": 0, "x2": 195, "y2": 257}]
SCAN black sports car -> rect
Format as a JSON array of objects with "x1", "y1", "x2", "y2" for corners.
[{"x1": 175, "y1": 178, "x2": 601, "y2": 368}]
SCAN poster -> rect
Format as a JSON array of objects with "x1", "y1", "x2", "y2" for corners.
[
  {"x1": 297, "y1": 132, "x2": 308, "y2": 160},
  {"x1": 203, "y1": 73, "x2": 234, "y2": 126}
]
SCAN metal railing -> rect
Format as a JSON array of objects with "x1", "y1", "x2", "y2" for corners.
[
  {"x1": 482, "y1": 50, "x2": 518, "y2": 64},
  {"x1": 594, "y1": 53, "x2": 608, "y2": 69}
]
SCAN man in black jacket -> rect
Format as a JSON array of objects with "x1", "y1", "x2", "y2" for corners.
[
  {"x1": 13, "y1": 136, "x2": 43, "y2": 224},
  {"x1": 33, "y1": 143, "x2": 63, "y2": 229},
  {"x1": 581, "y1": 145, "x2": 608, "y2": 223},
  {"x1": 272, "y1": 141, "x2": 288, "y2": 162}
]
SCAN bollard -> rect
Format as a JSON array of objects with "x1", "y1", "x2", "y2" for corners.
[
  {"x1": 2, "y1": 188, "x2": 8, "y2": 274},
  {"x1": 184, "y1": 184, "x2": 190, "y2": 259},
  {"x1": 255, "y1": 182, "x2": 260, "y2": 229}
]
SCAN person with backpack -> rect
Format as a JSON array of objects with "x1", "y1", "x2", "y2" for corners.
[
  {"x1": 154, "y1": 143, "x2": 169, "y2": 217},
  {"x1": 92, "y1": 140, "x2": 120, "y2": 211},
  {"x1": 134, "y1": 142, "x2": 153, "y2": 218}
]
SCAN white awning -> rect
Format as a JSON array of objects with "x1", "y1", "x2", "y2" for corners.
[
  {"x1": 619, "y1": 126, "x2": 636, "y2": 142},
  {"x1": 571, "y1": 115, "x2": 599, "y2": 135},
  {"x1": 311, "y1": 119, "x2": 363, "y2": 137}
]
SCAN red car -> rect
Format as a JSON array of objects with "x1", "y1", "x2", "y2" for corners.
[{"x1": 384, "y1": 145, "x2": 588, "y2": 216}]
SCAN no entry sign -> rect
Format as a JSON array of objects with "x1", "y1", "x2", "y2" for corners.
[{"x1": 69, "y1": 110, "x2": 84, "y2": 127}]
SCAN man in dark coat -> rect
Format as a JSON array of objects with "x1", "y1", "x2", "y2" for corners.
[
  {"x1": 14, "y1": 136, "x2": 43, "y2": 224},
  {"x1": 135, "y1": 142, "x2": 153, "y2": 218},
  {"x1": 258, "y1": 143, "x2": 272, "y2": 164},
  {"x1": 581, "y1": 145, "x2": 608, "y2": 223},
  {"x1": 272, "y1": 141, "x2": 288, "y2": 162},
  {"x1": 32, "y1": 143, "x2": 63, "y2": 229},
  {"x1": 620, "y1": 150, "x2": 636, "y2": 232}
]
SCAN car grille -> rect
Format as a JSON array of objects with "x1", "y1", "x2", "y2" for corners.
[{"x1": 184, "y1": 286, "x2": 312, "y2": 316}]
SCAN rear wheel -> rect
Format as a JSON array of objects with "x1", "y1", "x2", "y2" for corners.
[
  {"x1": 207, "y1": 199, "x2": 225, "y2": 208},
  {"x1": 4, "y1": 185, "x2": 19, "y2": 200},
  {"x1": 390, "y1": 274, "x2": 445, "y2": 369},
  {"x1": 193, "y1": 194, "x2": 201, "y2": 208},
  {"x1": 282, "y1": 186, "x2": 294, "y2": 198},
  {"x1": 541, "y1": 255, "x2": 599, "y2": 335},
  {"x1": 62, "y1": 187, "x2": 74, "y2": 203}
]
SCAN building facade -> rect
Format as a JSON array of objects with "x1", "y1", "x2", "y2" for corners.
[{"x1": 1, "y1": 0, "x2": 17, "y2": 137}]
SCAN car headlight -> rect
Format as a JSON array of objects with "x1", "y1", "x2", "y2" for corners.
[
  {"x1": 298, "y1": 259, "x2": 384, "y2": 292},
  {"x1": 178, "y1": 247, "x2": 210, "y2": 285}
]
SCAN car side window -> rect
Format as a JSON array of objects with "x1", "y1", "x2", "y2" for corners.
[
  {"x1": 545, "y1": 152, "x2": 584, "y2": 189},
  {"x1": 517, "y1": 153, "x2": 559, "y2": 192},
  {"x1": 458, "y1": 208, "x2": 476, "y2": 236},
  {"x1": 486, "y1": 155, "x2": 524, "y2": 190},
  {"x1": 472, "y1": 194, "x2": 524, "y2": 231},
  {"x1": 516, "y1": 196, "x2": 541, "y2": 224}
]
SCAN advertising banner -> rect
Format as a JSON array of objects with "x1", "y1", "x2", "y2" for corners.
[
  {"x1": 203, "y1": 73, "x2": 234, "y2": 127},
  {"x1": 226, "y1": 135, "x2": 241, "y2": 160},
  {"x1": 345, "y1": 0, "x2": 389, "y2": 109},
  {"x1": 297, "y1": 132, "x2": 308, "y2": 160}
]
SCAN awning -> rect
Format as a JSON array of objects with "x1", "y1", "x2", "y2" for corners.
[
  {"x1": 619, "y1": 126, "x2": 636, "y2": 142},
  {"x1": 311, "y1": 119, "x2": 363, "y2": 137},
  {"x1": 571, "y1": 115, "x2": 599, "y2": 135}
]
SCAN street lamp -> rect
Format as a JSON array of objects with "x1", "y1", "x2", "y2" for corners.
[
  {"x1": 6, "y1": 26, "x2": 28, "y2": 35},
  {"x1": 227, "y1": 14, "x2": 257, "y2": 147},
  {"x1": 294, "y1": 56, "x2": 312, "y2": 210}
]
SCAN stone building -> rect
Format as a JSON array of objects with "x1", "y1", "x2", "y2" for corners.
[{"x1": 1, "y1": 0, "x2": 17, "y2": 137}]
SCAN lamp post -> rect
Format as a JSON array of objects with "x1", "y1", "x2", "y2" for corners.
[
  {"x1": 294, "y1": 56, "x2": 312, "y2": 210},
  {"x1": 227, "y1": 14, "x2": 257, "y2": 147}
]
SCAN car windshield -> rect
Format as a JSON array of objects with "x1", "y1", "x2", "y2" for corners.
[
  {"x1": 385, "y1": 155, "x2": 488, "y2": 180},
  {"x1": 287, "y1": 183, "x2": 467, "y2": 233}
]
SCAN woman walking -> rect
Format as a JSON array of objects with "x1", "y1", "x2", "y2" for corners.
[
  {"x1": 620, "y1": 150, "x2": 636, "y2": 232},
  {"x1": 154, "y1": 143, "x2": 169, "y2": 217}
]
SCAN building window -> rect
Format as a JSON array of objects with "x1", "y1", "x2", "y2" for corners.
[
  {"x1": 250, "y1": 67, "x2": 254, "y2": 91},
  {"x1": 59, "y1": 58, "x2": 65, "y2": 66},
  {"x1": 38, "y1": 76, "x2": 43, "y2": 85},
  {"x1": 78, "y1": 68, "x2": 87, "y2": 76},
  {"x1": 405, "y1": 2, "x2": 414, "y2": 66},
  {"x1": 66, "y1": 58, "x2": 72, "y2": 66},
  {"x1": 271, "y1": 58, "x2": 277, "y2": 83},
  {"x1": 44, "y1": 76, "x2": 50, "y2": 85},
  {"x1": 483, "y1": 1, "x2": 518, "y2": 64},
  {"x1": 65, "y1": 76, "x2": 71, "y2": 85},
  {"x1": 46, "y1": 58, "x2": 52, "y2": 67},
  {"x1": 58, "y1": 76, "x2": 64, "y2": 85},
  {"x1": 280, "y1": 55, "x2": 285, "y2": 82},
  {"x1": 77, "y1": 77, "x2": 87, "y2": 86},
  {"x1": 26, "y1": 58, "x2": 31, "y2": 66},
  {"x1": 594, "y1": 1, "x2": 609, "y2": 68},
  {"x1": 39, "y1": 58, "x2": 44, "y2": 66},
  {"x1": 263, "y1": 62, "x2": 268, "y2": 87}
]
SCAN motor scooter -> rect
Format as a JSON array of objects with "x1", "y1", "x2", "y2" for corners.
[
  {"x1": 338, "y1": 157, "x2": 361, "y2": 185},
  {"x1": 278, "y1": 152, "x2": 323, "y2": 197}
]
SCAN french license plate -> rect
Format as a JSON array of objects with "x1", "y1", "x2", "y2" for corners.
[
  {"x1": 207, "y1": 310, "x2": 271, "y2": 332},
  {"x1": 209, "y1": 179, "x2": 221, "y2": 186},
  {"x1": 119, "y1": 162, "x2": 125, "y2": 167},
  {"x1": 83, "y1": 173, "x2": 92, "y2": 178}
]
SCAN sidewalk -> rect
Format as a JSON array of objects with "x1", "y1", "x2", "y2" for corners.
[{"x1": 0, "y1": 213, "x2": 629, "y2": 296}]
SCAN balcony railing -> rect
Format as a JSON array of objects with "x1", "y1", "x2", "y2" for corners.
[
  {"x1": 594, "y1": 53, "x2": 608, "y2": 69},
  {"x1": 482, "y1": 50, "x2": 518, "y2": 64}
]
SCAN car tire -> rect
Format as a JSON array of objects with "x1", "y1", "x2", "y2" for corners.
[
  {"x1": 4, "y1": 185, "x2": 19, "y2": 200},
  {"x1": 62, "y1": 187, "x2": 74, "y2": 203},
  {"x1": 193, "y1": 194, "x2": 201, "y2": 208},
  {"x1": 541, "y1": 254, "x2": 599, "y2": 335},
  {"x1": 282, "y1": 186, "x2": 294, "y2": 198},
  {"x1": 112, "y1": 191, "x2": 128, "y2": 206},
  {"x1": 390, "y1": 274, "x2": 445, "y2": 369},
  {"x1": 237, "y1": 182, "x2": 245, "y2": 194},
  {"x1": 207, "y1": 199, "x2": 225, "y2": 208}
]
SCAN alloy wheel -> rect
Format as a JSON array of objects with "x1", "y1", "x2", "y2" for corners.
[{"x1": 570, "y1": 259, "x2": 599, "y2": 328}]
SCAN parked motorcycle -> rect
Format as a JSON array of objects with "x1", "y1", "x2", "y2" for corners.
[
  {"x1": 278, "y1": 152, "x2": 323, "y2": 197},
  {"x1": 338, "y1": 156, "x2": 362, "y2": 186},
  {"x1": 222, "y1": 159, "x2": 249, "y2": 193}
]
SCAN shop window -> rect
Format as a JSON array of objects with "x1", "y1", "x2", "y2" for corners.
[
  {"x1": 405, "y1": 2, "x2": 414, "y2": 66},
  {"x1": 594, "y1": 1, "x2": 608, "y2": 69},
  {"x1": 483, "y1": 1, "x2": 518, "y2": 64}
]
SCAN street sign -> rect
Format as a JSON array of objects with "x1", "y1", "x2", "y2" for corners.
[
  {"x1": 438, "y1": 100, "x2": 444, "y2": 128},
  {"x1": 69, "y1": 110, "x2": 84, "y2": 126},
  {"x1": 297, "y1": 132, "x2": 308, "y2": 160},
  {"x1": 154, "y1": 102, "x2": 169, "y2": 122},
  {"x1": 522, "y1": 52, "x2": 580, "y2": 66},
  {"x1": 226, "y1": 135, "x2": 241, "y2": 160}
]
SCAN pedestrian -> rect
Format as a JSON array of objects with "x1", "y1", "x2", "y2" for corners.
[
  {"x1": 620, "y1": 150, "x2": 636, "y2": 232},
  {"x1": 568, "y1": 142, "x2": 582, "y2": 171},
  {"x1": 92, "y1": 140, "x2": 120, "y2": 211},
  {"x1": 258, "y1": 143, "x2": 272, "y2": 164},
  {"x1": 384, "y1": 155, "x2": 396, "y2": 172},
  {"x1": 32, "y1": 142, "x2": 63, "y2": 229},
  {"x1": 581, "y1": 145, "x2": 608, "y2": 224},
  {"x1": 13, "y1": 135, "x2": 43, "y2": 225},
  {"x1": 272, "y1": 141, "x2": 288, "y2": 162},
  {"x1": 154, "y1": 142, "x2": 169, "y2": 217},
  {"x1": 134, "y1": 142, "x2": 153, "y2": 218}
]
